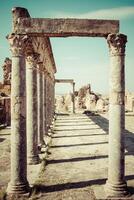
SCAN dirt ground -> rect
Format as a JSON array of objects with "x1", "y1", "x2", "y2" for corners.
[{"x1": 0, "y1": 112, "x2": 134, "y2": 200}]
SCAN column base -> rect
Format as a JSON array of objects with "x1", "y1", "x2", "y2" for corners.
[
  {"x1": 6, "y1": 181, "x2": 30, "y2": 195},
  {"x1": 38, "y1": 140, "x2": 46, "y2": 147},
  {"x1": 27, "y1": 155, "x2": 40, "y2": 165},
  {"x1": 105, "y1": 180, "x2": 129, "y2": 198},
  {"x1": 38, "y1": 142, "x2": 47, "y2": 152}
]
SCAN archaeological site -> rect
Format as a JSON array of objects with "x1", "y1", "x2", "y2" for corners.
[{"x1": 0, "y1": 5, "x2": 134, "y2": 200}]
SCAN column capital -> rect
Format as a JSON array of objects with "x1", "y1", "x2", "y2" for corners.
[
  {"x1": 107, "y1": 33, "x2": 127, "y2": 56},
  {"x1": 43, "y1": 68, "x2": 49, "y2": 76},
  {"x1": 7, "y1": 33, "x2": 29, "y2": 56},
  {"x1": 37, "y1": 62, "x2": 44, "y2": 72},
  {"x1": 26, "y1": 53, "x2": 40, "y2": 68}
]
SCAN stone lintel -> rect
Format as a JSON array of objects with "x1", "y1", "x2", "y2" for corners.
[
  {"x1": 55, "y1": 79, "x2": 74, "y2": 84},
  {"x1": 17, "y1": 18, "x2": 119, "y2": 37}
]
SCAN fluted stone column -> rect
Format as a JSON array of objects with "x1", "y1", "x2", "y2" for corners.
[
  {"x1": 6, "y1": 34, "x2": 29, "y2": 194},
  {"x1": 26, "y1": 53, "x2": 40, "y2": 165},
  {"x1": 37, "y1": 62, "x2": 45, "y2": 146},
  {"x1": 72, "y1": 82, "x2": 75, "y2": 114},
  {"x1": 53, "y1": 79, "x2": 56, "y2": 118},
  {"x1": 51, "y1": 78, "x2": 55, "y2": 120},
  {"x1": 106, "y1": 33, "x2": 128, "y2": 197},
  {"x1": 48, "y1": 75, "x2": 53, "y2": 126},
  {"x1": 42, "y1": 70, "x2": 47, "y2": 135},
  {"x1": 45, "y1": 74, "x2": 49, "y2": 132},
  {"x1": 49, "y1": 76, "x2": 53, "y2": 124}
]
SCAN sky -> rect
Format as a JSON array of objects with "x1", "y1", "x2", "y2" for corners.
[{"x1": 0, "y1": 0, "x2": 134, "y2": 95}]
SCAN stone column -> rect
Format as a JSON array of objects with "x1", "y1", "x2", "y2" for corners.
[
  {"x1": 42, "y1": 69, "x2": 47, "y2": 135},
  {"x1": 53, "y1": 79, "x2": 56, "y2": 119},
  {"x1": 37, "y1": 62, "x2": 45, "y2": 146},
  {"x1": 51, "y1": 77, "x2": 55, "y2": 120},
  {"x1": 106, "y1": 33, "x2": 128, "y2": 197},
  {"x1": 45, "y1": 74, "x2": 49, "y2": 132},
  {"x1": 6, "y1": 34, "x2": 29, "y2": 194},
  {"x1": 72, "y1": 82, "x2": 75, "y2": 114},
  {"x1": 26, "y1": 53, "x2": 40, "y2": 165},
  {"x1": 49, "y1": 76, "x2": 53, "y2": 124},
  {"x1": 49, "y1": 75, "x2": 53, "y2": 126}
]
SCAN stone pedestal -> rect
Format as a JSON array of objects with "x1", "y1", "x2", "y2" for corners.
[
  {"x1": 26, "y1": 54, "x2": 40, "y2": 165},
  {"x1": 6, "y1": 34, "x2": 29, "y2": 194},
  {"x1": 106, "y1": 33, "x2": 128, "y2": 198}
]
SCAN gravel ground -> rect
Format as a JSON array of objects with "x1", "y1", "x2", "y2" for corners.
[{"x1": 0, "y1": 113, "x2": 134, "y2": 200}]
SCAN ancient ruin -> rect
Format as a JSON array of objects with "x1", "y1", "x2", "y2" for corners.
[
  {"x1": 55, "y1": 79, "x2": 75, "y2": 113},
  {"x1": 0, "y1": 6, "x2": 131, "y2": 199}
]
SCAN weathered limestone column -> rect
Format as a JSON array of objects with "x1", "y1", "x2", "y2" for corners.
[
  {"x1": 49, "y1": 75, "x2": 53, "y2": 125},
  {"x1": 42, "y1": 69, "x2": 47, "y2": 135},
  {"x1": 26, "y1": 53, "x2": 40, "y2": 165},
  {"x1": 48, "y1": 75, "x2": 51, "y2": 127},
  {"x1": 45, "y1": 73, "x2": 49, "y2": 132},
  {"x1": 6, "y1": 34, "x2": 29, "y2": 194},
  {"x1": 51, "y1": 77, "x2": 55, "y2": 120},
  {"x1": 106, "y1": 33, "x2": 128, "y2": 197},
  {"x1": 37, "y1": 62, "x2": 45, "y2": 146},
  {"x1": 72, "y1": 82, "x2": 75, "y2": 114},
  {"x1": 49, "y1": 75, "x2": 53, "y2": 124}
]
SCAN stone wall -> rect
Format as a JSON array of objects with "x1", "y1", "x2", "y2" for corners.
[{"x1": 0, "y1": 58, "x2": 11, "y2": 125}]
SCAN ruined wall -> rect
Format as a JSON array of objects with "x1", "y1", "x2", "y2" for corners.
[
  {"x1": 0, "y1": 58, "x2": 11, "y2": 125},
  {"x1": 55, "y1": 84, "x2": 109, "y2": 113}
]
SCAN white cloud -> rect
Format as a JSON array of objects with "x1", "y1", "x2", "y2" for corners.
[{"x1": 51, "y1": 6, "x2": 134, "y2": 20}]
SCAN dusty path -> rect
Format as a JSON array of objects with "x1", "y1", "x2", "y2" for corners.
[
  {"x1": 0, "y1": 113, "x2": 134, "y2": 199},
  {"x1": 0, "y1": 127, "x2": 10, "y2": 197},
  {"x1": 33, "y1": 113, "x2": 109, "y2": 199}
]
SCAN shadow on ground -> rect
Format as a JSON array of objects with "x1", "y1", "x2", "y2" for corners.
[
  {"x1": 32, "y1": 112, "x2": 134, "y2": 197},
  {"x1": 86, "y1": 111, "x2": 134, "y2": 156},
  {"x1": 32, "y1": 175, "x2": 134, "y2": 194},
  {"x1": 46, "y1": 154, "x2": 108, "y2": 165},
  {"x1": 0, "y1": 138, "x2": 5, "y2": 143}
]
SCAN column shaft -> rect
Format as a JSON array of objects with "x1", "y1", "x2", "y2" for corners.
[
  {"x1": 7, "y1": 34, "x2": 29, "y2": 194},
  {"x1": 37, "y1": 65, "x2": 44, "y2": 146},
  {"x1": 106, "y1": 33, "x2": 128, "y2": 197},
  {"x1": 72, "y1": 82, "x2": 75, "y2": 113},
  {"x1": 42, "y1": 72, "x2": 46, "y2": 135},
  {"x1": 45, "y1": 75, "x2": 49, "y2": 132},
  {"x1": 26, "y1": 55, "x2": 40, "y2": 165}
]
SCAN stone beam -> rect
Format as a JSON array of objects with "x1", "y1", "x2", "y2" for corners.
[
  {"x1": 55, "y1": 79, "x2": 74, "y2": 84},
  {"x1": 16, "y1": 18, "x2": 119, "y2": 37}
]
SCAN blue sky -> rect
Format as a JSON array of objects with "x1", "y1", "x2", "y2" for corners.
[{"x1": 0, "y1": 0, "x2": 134, "y2": 94}]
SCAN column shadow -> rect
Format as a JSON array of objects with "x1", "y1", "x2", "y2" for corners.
[
  {"x1": 32, "y1": 175, "x2": 134, "y2": 194},
  {"x1": 51, "y1": 141, "x2": 108, "y2": 148},
  {"x1": 86, "y1": 112, "x2": 134, "y2": 156},
  {"x1": 52, "y1": 133, "x2": 108, "y2": 138},
  {"x1": 0, "y1": 138, "x2": 5, "y2": 143},
  {"x1": 32, "y1": 178, "x2": 106, "y2": 194},
  {"x1": 46, "y1": 154, "x2": 108, "y2": 165},
  {"x1": 54, "y1": 127, "x2": 101, "y2": 131}
]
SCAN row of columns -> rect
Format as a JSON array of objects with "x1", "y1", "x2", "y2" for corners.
[
  {"x1": 6, "y1": 33, "x2": 55, "y2": 194},
  {"x1": 6, "y1": 32, "x2": 128, "y2": 198}
]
